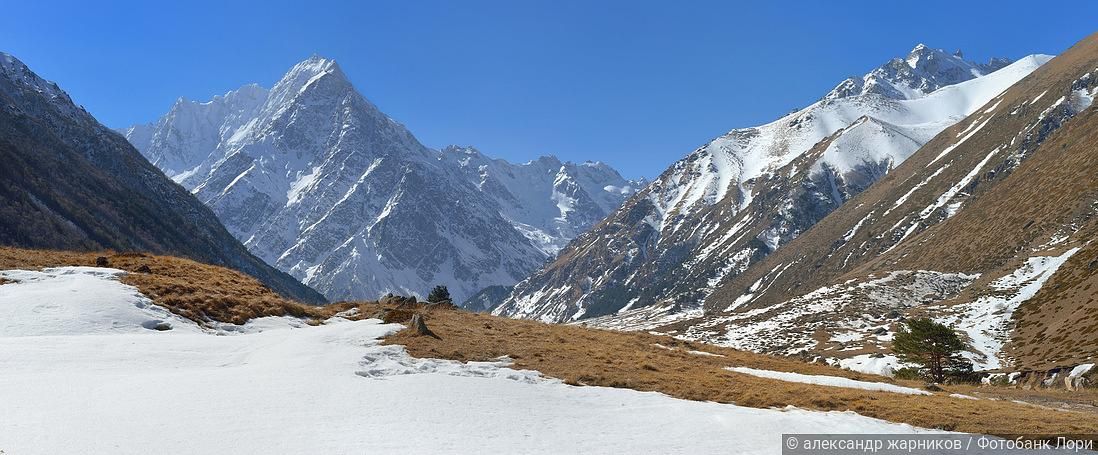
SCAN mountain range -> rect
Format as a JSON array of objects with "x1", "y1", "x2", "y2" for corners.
[
  {"x1": 123, "y1": 58, "x2": 641, "y2": 303},
  {"x1": 494, "y1": 44, "x2": 1045, "y2": 322},
  {"x1": 7, "y1": 32, "x2": 1094, "y2": 378},
  {"x1": 678, "y1": 33, "x2": 1098, "y2": 373},
  {"x1": 535, "y1": 34, "x2": 1098, "y2": 376}
]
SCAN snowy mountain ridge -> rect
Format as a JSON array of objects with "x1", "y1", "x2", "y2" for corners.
[
  {"x1": 651, "y1": 45, "x2": 1023, "y2": 225},
  {"x1": 678, "y1": 36, "x2": 1098, "y2": 373},
  {"x1": 124, "y1": 57, "x2": 638, "y2": 303},
  {"x1": 0, "y1": 52, "x2": 83, "y2": 118},
  {"x1": 495, "y1": 45, "x2": 1047, "y2": 322},
  {"x1": 440, "y1": 145, "x2": 645, "y2": 255},
  {"x1": 825, "y1": 44, "x2": 1011, "y2": 101}
]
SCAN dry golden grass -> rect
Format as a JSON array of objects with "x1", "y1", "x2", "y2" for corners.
[
  {"x1": 0, "y1": 247, "x2": 354, "y2": 325},
  {"x1": 383, "y1": 306, "x2": 1098, "y2": 436}
]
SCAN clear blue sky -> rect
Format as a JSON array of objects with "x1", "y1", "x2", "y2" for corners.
[{"x1": 2, "y1": 1, "x2": 1090, "y2": 178}]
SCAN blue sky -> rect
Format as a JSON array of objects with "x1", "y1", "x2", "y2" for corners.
[{"x1": 2, "y1": 1, "x2": 1090, "y2": 178}]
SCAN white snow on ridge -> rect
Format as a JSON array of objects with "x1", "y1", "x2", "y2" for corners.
[
  {"x1": 0, "y1": 281, "x2": 943, "y2": 454},
  {"x1": 648, "y1": 54, "x2": 1050, "y2": 234},
  {"x1": 726, "y1": 367, "x2": 931, "y2": 395}
]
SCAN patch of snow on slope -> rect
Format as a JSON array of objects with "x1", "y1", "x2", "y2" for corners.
[
  {"x1": 927, "y1": 115, "x2": 993, "y2": 167},
  {"x1": 0, "y1": 267, "x2": 201, "y2": 336},
  {"x1": 688, "y1": 350, "x2": 725, "y2": 358},
  {"x1": 843, "y1": 211, "x2": 874, "y2": 241},
  {"x1": 886, "y1": 166, "x2": 948, "y2": 216},
  {"x1": 1066, "y1": 363, "x2": 1095, "y2": 388},
  {"x1": 1070, "y1": 86, "x2": 1095, "y2": 111},
  {"x1": 838, "y1": 354, "x2": 902, "y2": 377},
  {"x1": 1030, "y1": 90, "x2": 1049, "y2": 105},
  {"x1": 726, "y1": 367, "x2": 930, "y2": 395},
  {"x1": 285, "y1": 165, "x2": 323, "y2": 207},
  {"x1": 1067, "y1": 363, "x2": 1094, "y2": 390},
  {"x1": 829, "y1": 331, "x2": 864, "y2": 343},
  {"x1": 920, "y1": 147, "x2": 1001, "y2": 220},
  {"x1": 941, "y1": 248, "x2": 1081, "y2": 371}
]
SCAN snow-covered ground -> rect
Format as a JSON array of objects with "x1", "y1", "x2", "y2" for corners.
[
  {"x1": 0, "y1": 267, "x2": 944, "y2": 450},
  {"x1": 0, "y1": 267, "x2": 944, "y2": 454},
  {"x1": 838, "y1": 354, "x2": 903, "y2": 377},
  {"x1": 0, "y1": 267, "x2": 201, "y2": 336},
  {"x1": 726, "y1": 367, "x2": 931, "y2": 396}
]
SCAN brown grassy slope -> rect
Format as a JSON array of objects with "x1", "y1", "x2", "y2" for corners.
[
  {"x1": 1010, "y1": 227, "x2": 1098, "y2": 369},
  {"x1": 384, "y1": 307, "x2": 1098, "y2": 435},
  {"x1": 868, "y1": 74, "x2": 1098, "y2": 370},
  {"x1": 0, "y1": 247, "x2": 349, "y2": 324}
]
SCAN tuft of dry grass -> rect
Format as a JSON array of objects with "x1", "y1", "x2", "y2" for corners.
[{"x1": 382, "y1": 306, "x2": 1098, "y2": 436}]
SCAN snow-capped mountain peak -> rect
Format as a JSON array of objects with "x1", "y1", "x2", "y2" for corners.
[
  {"x1": 123, "y1": 82, "x2": 270, "y2": 180},
  {"x1": 826, "y1": 44, "x2": 1012, "y2": 102},
  {"x1": 256, "y1": 56, "x2": 352, "y2": 122},
  {"x1": 124, "y1": 56, "x2": 638, "y2": 303}
]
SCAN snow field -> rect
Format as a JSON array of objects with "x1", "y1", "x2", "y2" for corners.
[
  {"x1": 0, "y1": 267, "x2": 944, "y2": 454},
  {"x1": 726, "y1": 367, "x2": 931, "y2": 396}
]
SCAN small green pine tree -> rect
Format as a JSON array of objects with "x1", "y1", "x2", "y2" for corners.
[
  {"x1": 427, "y1": 285, "x2": 451, "y2": 304},
  {"x1": 891, "y1": 318, "x2": 973, "y2": 383}
]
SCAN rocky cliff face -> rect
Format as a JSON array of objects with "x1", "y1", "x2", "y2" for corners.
[
  {"x1": 125, "y1": 58, "x2": 639, "y2": 303},
  {"x1": 0, "y1": 52, "x2": 325, "y2": 304},
  {"x1": 496, "y1": 45, "x2": 1039, "y2": 323}
]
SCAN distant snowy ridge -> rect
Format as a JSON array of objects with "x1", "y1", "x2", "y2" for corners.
[
  {"x1": 123, "y1": 57, "x2": 638, "y2": 303},
  {"x1": 439, "y1": 146, "x2": 646, "y2": 256}
]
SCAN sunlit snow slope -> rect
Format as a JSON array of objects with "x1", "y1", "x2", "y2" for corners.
[{"x1": 0, "y1": 267, "x2": 939, "y2": 454}]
